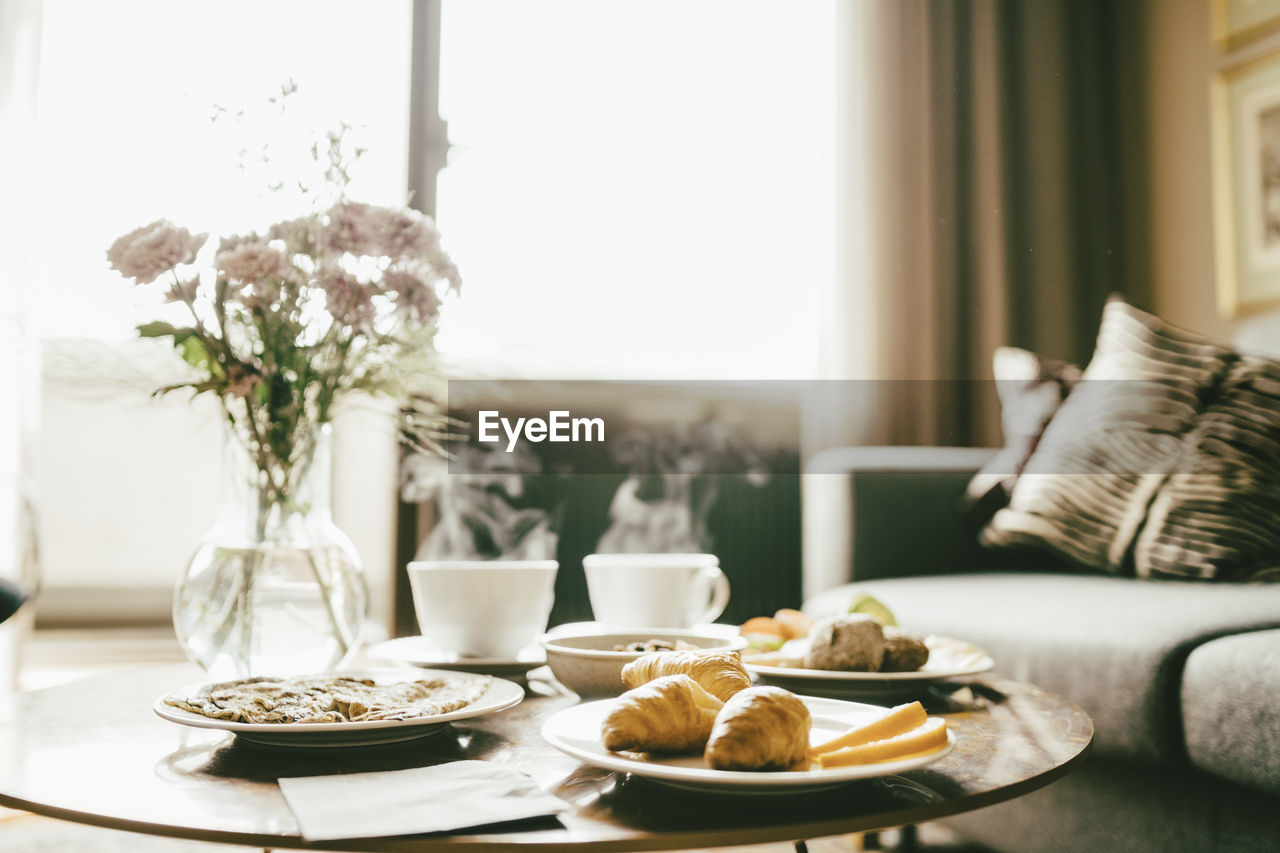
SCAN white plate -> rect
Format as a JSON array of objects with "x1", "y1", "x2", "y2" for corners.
[
  {"x1": 744, "y1": 635, "x2": 992, "y2": 697},
  {"x1": 154, "y1": 670, "x2": 525, "y2": 748},
  {"x1": 365, "y1": 637, "x2": 547, "y2": 678},
  {"x1": 541, "y1": 695, "x2": 954, "y2": 794}
]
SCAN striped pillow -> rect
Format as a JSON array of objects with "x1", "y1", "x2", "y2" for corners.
[
  {"x1": 962, "y1": 346, "x2": 1082, "y2": 523},
  {"x1": 980, "y1": 299, "x2": 1238, "y2": 575},
  {"x1": 1135, "y1": 356, "x2": 1280, "y2": 581}
]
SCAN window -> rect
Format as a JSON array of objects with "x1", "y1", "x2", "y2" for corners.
[
  {"x1": 30, "y1": 1, "x2": 414, "y2": 625},
  {"x1": 435, "y1": 0, "x2": 834, "y2": 379},
  {"x1": 26, "y1": 0, "x2": 834, "y2": 626},
  {"x1": 32, "y1": 0, "x2": 413, "y2": 339}
]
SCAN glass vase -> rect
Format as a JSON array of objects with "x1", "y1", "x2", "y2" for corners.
[{"x1": 173, "y1": 424, "x2": 367, "y2": 680}]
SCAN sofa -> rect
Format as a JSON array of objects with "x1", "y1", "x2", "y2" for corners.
[{"x1": 803, "y1": 446, "x2": 1280, "y2": 853}]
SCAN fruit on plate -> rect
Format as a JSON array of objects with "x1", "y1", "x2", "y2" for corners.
[
  {"x1": 740, "y1": 616, "x2": 785, "y2": 653},
  {"x1": 773, "y1": 608, "x2": 814, "y2": 639},
  {"x1": 740, "y1": 609, "x2": 815, "y2": 654},
  {"x1": 846, "y1": 592, "x2": 898, "y2": 627}
]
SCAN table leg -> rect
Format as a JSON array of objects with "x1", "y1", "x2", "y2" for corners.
[{"x1": 794, "y1": 841, "x2": 809, "y2": 853}]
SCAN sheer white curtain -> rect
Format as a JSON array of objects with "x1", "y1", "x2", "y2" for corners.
[
  {"x1": 27, "y1": 1, "x2": 413, "y2": 634},
  {"x1": 0, "y1": 0, "x2": 42, "y2": 687}
]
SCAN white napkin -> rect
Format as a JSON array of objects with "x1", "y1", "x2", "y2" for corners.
[{"x1": 278, "y1": 760, "x2": 567, "y2": 841}]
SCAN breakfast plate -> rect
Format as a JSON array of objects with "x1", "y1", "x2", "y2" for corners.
[
  {"x1": 154, "y1": 670, "x2": 525, "y2": 748},
  {"x1": 541, "y1": 695, "x2": 954, "y2": 794},
  {"x1": 364, "y1": 636, "x2": 547, "y2": 678},
  {"x1": 744, "y1": 636, "x2": 993, "y2": 699}
]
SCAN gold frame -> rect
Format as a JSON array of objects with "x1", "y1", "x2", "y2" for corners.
[
  {"x1": 1213, "y1": 0, "x2": 1280, "y2": 52},
  {"x1": 1212, "y1": 45, "x2": 1280, "y2": 317}
]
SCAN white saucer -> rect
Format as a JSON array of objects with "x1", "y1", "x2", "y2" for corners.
[{"x1": 365, "y1": 637, "x2": 547, "y2": 677}]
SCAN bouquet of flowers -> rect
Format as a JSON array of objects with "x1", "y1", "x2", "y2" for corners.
[{"x1": 106, "y1": 190, "x2": 458, "y2": 528}]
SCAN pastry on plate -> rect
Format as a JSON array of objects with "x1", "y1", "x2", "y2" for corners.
[
  {"x1": 804, "y1": 614, "x2": 886, "y2": 672},
  {"x1": 164, "y1": 674, "x2": 491, "y2": 724},
  {"x1": 602, "y1": 674, "x2": 724, "y2": 753},
  {"x1": 881, "y1": 628, "x2": 930, "y2": 672},
  {"x1": 620, "y1": 649, "x2": 751, "y2": 702},
  {"x1": 704, "y1": 685, "x2": 812, "y2": 771}
]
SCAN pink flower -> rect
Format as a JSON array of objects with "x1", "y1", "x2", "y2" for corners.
[
  {"x1": 319, "y1": 201, "x2": 384, "y2": 256},
  {"x1": 430, "y1": 252, "x2": 462, "y2": 294},
  {"x1": 267, "y1": 216, "x2": 318, "y2": 252},
  {"x1": 163, "y1": 277, "x2": 201, "y2": 304},
  {"x1": 107, "y1": 220, "x2": 207, "y2": 284},
  {"x1": 321, "y1": 271, "x2": 376, "y2": 332},
  {"x1": 384, "y1": 268, "x2": 441, "y2": 323},
  {"x1": 216, "y1": 239, "x2": 292, "y2": 285},
  {"x1": 232, "y1": 279, "x2": 282, "y2": 310},
  {"x1": 318, "y1": 203, "x2": 460, "y2": 287},
  {"x1": 380, "y1": 208, "x2": 441, "y2": 259}
]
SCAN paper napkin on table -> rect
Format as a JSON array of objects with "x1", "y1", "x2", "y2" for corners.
[{"x1": 278, "y1": 760, "x2": 567, "y2": 842}]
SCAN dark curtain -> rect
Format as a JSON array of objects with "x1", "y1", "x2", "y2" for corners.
[{"x1": 842, "y1": 0, "x2": 1151, "y2": 447}]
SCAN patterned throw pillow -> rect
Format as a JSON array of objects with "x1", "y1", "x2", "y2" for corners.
[
  {"x1": 1135, "y1": 356, "x2": 1280, "y2": 580},
  {"x1": 963, "y1": 346, "x2": 1082, "y2": 522},
  {"x1": 980, "y1": 298, "x2": 1239, "y2": 575}
]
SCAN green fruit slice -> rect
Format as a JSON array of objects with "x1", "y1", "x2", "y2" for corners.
[{"x1": 847, "y1": 592, "x2": 898, "y2": 626}]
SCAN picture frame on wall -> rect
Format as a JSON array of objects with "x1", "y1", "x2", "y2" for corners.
[
  {"x1": 1212, "y1": 0, "x2": 1280, "y2": 52},
  {"x1": 1212, "y1": 45, "x2": 1280, "y2": 317}
]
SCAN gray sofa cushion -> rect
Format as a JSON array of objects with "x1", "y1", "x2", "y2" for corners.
[
  {"x1": 1181, "y1": 630, "x2": 1280, "y2": 795},
  {"x1": 805, "y1": 573, "x2": 1280, "y2": 762}
]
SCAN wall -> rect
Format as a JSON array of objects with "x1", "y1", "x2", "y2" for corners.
[{"x1": 1145, "y1": 0, "x2": 1280, "y2": 353}]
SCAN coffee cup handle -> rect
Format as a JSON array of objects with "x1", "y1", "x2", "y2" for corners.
[{"x1": 697, "y1": 566, "x2": 731, "y2": 624}]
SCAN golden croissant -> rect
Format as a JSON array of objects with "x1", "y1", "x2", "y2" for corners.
[
  {"x1": 601, "y1": 674, "x2": 724, "y2": 754},
  {"x1": 704, "y1": 686, "x2": 812, "y2": 771},
  {"x1": 620, "y1": 650, "x2": 751, "y2": 702}
]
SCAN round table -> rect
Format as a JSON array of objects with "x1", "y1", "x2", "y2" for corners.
[{"x1": 0, "y1": 665, "x2": 1091, "y2": 851}]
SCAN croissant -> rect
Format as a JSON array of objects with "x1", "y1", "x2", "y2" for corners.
[
  {"x1": 601, "y1": 674, "x2": 724, "y2": 754},
  {"x1": 620, "y1": 650, "x2": 751, "y2": 702},
  {"x1": 704, "y1": 686, "x2": 812, "y2": 771}
]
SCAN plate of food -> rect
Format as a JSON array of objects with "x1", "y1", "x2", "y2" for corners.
[
  {"x1": 540, "y1": 651, "x2": 953, "y2": 794},
  {"x1": 364, "y1": 637, "x2": 548, "y2": 678},
  {"x1": 738, "y1": 600, "x2": 993, "y2": 699},
  {"x1": 154, "y1": 669, "x2": 524, "y2": 747}
]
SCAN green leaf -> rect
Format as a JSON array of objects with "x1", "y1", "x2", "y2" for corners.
[
  {"x1": 137, "y1": 321, "x2": 184, "y2": 339},
  {"x1": 179, "y1": 335, "x2": 212, "y2": 370}
]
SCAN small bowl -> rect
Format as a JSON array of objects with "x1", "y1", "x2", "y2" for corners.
[{"x1": 540, "y1": 628, "x2": 748, "y2": 698}]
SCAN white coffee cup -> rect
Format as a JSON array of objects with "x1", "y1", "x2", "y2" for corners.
[
  {"x1": 407, "y1": 560, "x2": 558, "y2": 658},
  {"x1": 582, "y1": 553, "x2": 731, "y2": 630}
]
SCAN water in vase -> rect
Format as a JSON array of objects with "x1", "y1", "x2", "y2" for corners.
[{"x1": 174, "y1": 541, "x2": 366, "y2": 681}]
